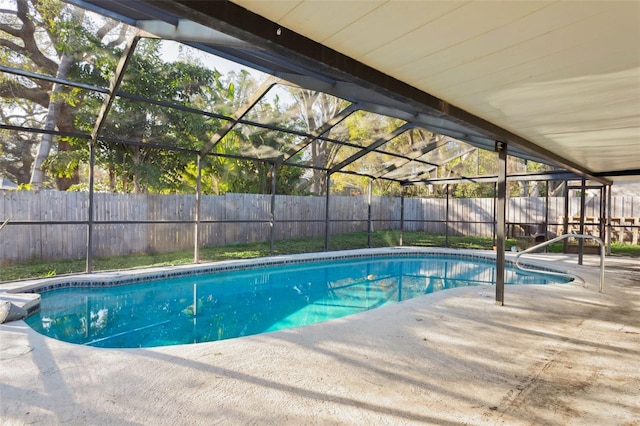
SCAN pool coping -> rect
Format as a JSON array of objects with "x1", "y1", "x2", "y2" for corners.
[{"x1": 0, "y1": 247, "x2": 578, "y2": 320}]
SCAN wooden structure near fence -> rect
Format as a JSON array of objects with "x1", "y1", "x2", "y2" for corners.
[{"x1": 0, "y1": 190, "x2": 639, "y2": 264}]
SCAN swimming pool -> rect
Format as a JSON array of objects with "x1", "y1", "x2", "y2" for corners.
[{"x1": 24, "y1": 250, "x2": 572, "y2": 348}]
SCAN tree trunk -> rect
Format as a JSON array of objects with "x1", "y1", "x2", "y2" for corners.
[{"x1": 29, "y1": 52, "x2": 74, "y2": 189}]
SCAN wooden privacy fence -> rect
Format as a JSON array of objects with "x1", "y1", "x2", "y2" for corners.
[{"x1": 0, "y1": 190, "x2": 638, "y2": 263}]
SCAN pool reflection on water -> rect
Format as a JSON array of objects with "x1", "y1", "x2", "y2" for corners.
[{"x1": 26, "y1": 255, "x2": 571, "y2": 348}]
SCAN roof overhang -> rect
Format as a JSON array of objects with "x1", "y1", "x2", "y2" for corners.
[{"x1": 69, "y1": 0, "x2": 640, "y2": 185}]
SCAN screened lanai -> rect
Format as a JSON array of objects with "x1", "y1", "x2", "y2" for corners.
[
  {"x1": 3, "y1": 3, "x2": 640, "y2": 424},
  {"x1": 1, "y1": 0, "x2": 639, "y2": 304}
]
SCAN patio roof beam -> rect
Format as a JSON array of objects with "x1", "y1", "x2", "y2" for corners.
[
  {"x1": 139, "y1": 19, "x2": 251, "y2": 48},
  {"x1": 389, "y1": 146, "x2": 478, "y2": 182},
  {"x1": 403, "y1": 170, "x2": 581, "y2": 186},
  {"x1": 375, "y1": 136, "x2": 448, "y2": 179},
  {"x1": 150, "y1": 0, "x2": 612, "y2": 185},
  {"x1": 98, "y1": 136, "x2": 200, "y2": 155},
  {"x1": 0, "y1": 64, "x2": 110, "y2": 94},
  {"x1": 0, "y1": 124, "x2": 91, "y2": 140},
  {"x1": 280, "y1": 103, "x2": 359, "y2": 163},
  {"x1": 592, "y1": 168, "x2": 640, "y2": 178},
  {"x1": 329, "y1": 123, "x2": 415, "y2": 173},
  {"x1": 199, "y1": 75, "x2": 279, "y2": 156}
]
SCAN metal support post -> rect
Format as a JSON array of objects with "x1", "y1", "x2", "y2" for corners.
[
  {"x1": 270, "y1": 163, "x2": 276, "y2": 255},
  {"x1": 445, "y1": 184, "x2": 450, "y2": 248},
  {"x1": 86, "y1": 34, "x2": 140, "y2": 273},
  {"x1": 400, "y1": 186, "x2": 405, "y2": 246},
  {"x1": 367, "y1": 178, "x2": 373, "y2": 247},
  {"x1": 194, "y1": 154, "x2": 202, "y2": 263},
  {"x1": 578, "y1": 178, "x2": 586, "y2": 265},
  {"x1": 563, "y1": 182, "x2": 569, "y2": 253},
  {"x1": 86, "y1": 143, "x2": 95, "y2": 273},
  {"x1": 324, "y1": 172, "x2": 331, "y2": 251},
  {"x1": 599, "y1": 185, "x2": 605, "y2": 246},
  {"x1": 495, "y1": 141, "x2": 507, "y2": 306},
  {"x1": 606, "y1": 184, "x2": 612, "y2": 255},
  {"x1": 544, "y1": 180, "x2": 549, "y2": 239},
  {"x1": 492, "y1": 182, "x2": 497, "y2": 244}
]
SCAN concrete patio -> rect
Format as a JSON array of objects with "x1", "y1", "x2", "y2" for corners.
[{"x1": 1, "y1": 252, "x2": 639, "y2": 425}]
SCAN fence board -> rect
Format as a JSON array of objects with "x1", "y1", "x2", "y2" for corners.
[{"x1": 1, "y1": 190, "x2": 639, "y2": 264}]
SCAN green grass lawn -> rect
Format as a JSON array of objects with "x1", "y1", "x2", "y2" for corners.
[{"x1": 1, "y1": 230, "x2": 638, "y2": 282}]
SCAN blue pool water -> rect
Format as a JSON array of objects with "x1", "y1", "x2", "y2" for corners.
[{"x1": 25, "y1": 255, "x2": 571, "y2": 348}]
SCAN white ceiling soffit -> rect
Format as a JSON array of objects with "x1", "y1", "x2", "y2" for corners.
[{"x1": 233, "y1": 0, "x2": 640, "y2": 182}]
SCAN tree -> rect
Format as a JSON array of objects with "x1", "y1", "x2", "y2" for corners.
[
  {"x1": 1, "y1": 1, "x2": 244, "y2": 194},
  {"x1": 199, "y1": 74, "x2": 306, "y2": 195},
  {"x1": 0, "y1": 100, "x2": 39, "y2": 185},
  {"x1": 97, "y1": 40, "x2": 228, "y2": 193},
  {"x1": 0, "y1": 0, "x2": 129, "y2": 189},
  {"x1": 291, "y1": 89, "x2": 346, "y2": 195}
]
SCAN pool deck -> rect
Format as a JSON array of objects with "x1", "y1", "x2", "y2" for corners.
[{"x1": 1, "y1": 250, "x2": 639, "y2": 425}]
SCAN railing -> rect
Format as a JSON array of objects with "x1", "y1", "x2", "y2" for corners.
[{"x1": 514, "y1": 233, "x2": 605, "y2": 293}]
